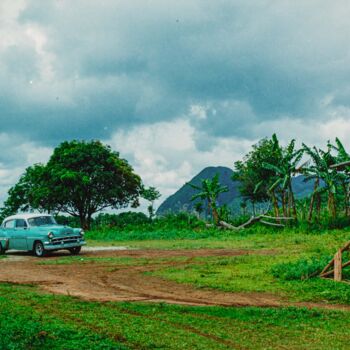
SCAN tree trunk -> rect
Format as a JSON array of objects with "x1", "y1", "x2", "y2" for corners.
[
  {"x1": 347, "y1": 183, "x2": 350, "y2": 217},
  {"x1": 308, "y1": 178, "x2": 319, "y2": 222},
  {"x1": 316, "y1": 193, "x2": 321, "y2": 222},
  {"x1": 282, "y1": 190, "x2": 287, "y2": 217},
  {"x1": 79, "y1": 214, "x2": 90, "y2": 230},
  {"x1": 288, "y1": 184, "x2": 297, "y2": 220},
  {"x1": 328, "y1": 192, "x2": 337, "y2": 220},
  {"x1": 212, "y1": 205, "x2": 219, "y2": 225},
  {"x1": 344, "y1": 182, "x2": 350, "y2": 217},
  {"x1": 271, "y1": 191, "x2": 280, "y2": 221}
]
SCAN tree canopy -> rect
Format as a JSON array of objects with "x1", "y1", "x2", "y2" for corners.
[
  {"x1": 2, "y1": 140, "x2": 142, "y2": 229},
  {"x1": 233, "y1": 136, "x2": 282, "y2": 210}
]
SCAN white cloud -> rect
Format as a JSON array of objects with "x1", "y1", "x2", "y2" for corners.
[
  {"x1": 0, "y1": 134, "x2": 52, "y2": 205},
  {"x1": 108, "y1": 119, "x2": 254, "y2": 206}
]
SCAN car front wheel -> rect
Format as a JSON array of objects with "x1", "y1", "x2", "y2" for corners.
[
  {"x1": 69, "y1": 246, "x2": 81, "y2": 255},
  {"x1": 0, "y1": 242, "x2": 5, "y2": 255},
  {"x1": 33, "y1": 241, "x2": 46, "y2": 257}
]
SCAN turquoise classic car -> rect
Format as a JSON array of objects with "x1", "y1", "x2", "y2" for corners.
[{"x1": 0, "y1": 214, "x2": 86, "y2": 257}]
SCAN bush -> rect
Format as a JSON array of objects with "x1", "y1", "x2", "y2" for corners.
[
  {"x1": 271, "y1": 255, "x2": 331, "y2": 281},
  {"x1": 93, "y1": 212, "x2": 150, "y2": 228}
]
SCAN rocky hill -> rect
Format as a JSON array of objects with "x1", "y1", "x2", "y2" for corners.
[{"x1": 156, "y1": 166, "x2": 314, "y2": 215}]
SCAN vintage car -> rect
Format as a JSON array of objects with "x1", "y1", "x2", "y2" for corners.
[{"x1": 0, "y1": 213, "x2": 86, "y2": 257}]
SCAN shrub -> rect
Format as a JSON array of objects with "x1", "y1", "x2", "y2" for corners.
[{"x1": 271, "y1": 255, "x2": 331, "y2": 281}]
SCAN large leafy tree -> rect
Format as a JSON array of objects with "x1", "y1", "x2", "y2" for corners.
[
  {"x1": 233, "y1": 135, "x2": 282, "y2": 215},
  {"x1": 2, "y1": 140, "x2": 142, "y2": 229},
  {"x1": 189, "y1": 174, "x2": 228, "y2": 225}
]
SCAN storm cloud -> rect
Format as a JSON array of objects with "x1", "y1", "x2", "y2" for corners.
[{"x1": 1, "y1": 0, "x2": 350, "y2": 204}]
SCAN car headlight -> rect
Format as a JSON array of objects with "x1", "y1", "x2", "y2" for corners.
[
  {"x1": 48, "y1": 232, "x2": 54, "y2": 239},
  {"x1": 80, "y1": 230, "x2": 85, "y2": 237}
]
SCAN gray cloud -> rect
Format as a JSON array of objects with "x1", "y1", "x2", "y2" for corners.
[
  {"x1": 1, "y1": 0, "x2": 350, "y2": 203},
  {"x1": 7, "y1": 0, "x2": 349, "y2": 146}
]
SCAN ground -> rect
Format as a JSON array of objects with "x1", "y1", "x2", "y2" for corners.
[{"x1": 1, "y1": 229, "x2": 350, "y2": 349}]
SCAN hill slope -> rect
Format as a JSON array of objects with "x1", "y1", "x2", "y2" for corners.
[{"x1": 157, "y1": 166, "x2": 314, "y2": 215}]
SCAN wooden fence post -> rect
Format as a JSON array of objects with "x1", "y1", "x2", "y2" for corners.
[{"x1": 334, "y1": 249, "x2": 342, "y2": 282}]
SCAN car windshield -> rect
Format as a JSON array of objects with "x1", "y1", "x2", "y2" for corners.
[{"x1": 28, "y1": 216, "x2": 57, "y2": 227}]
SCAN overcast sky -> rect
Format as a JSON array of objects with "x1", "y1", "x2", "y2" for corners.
[{"x1": 1, "y1": 0, "x2": 350, "y2": 208}]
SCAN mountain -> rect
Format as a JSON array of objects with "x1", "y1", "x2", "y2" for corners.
[{"x1": 156, "y1": 166, "x2": 315, "y2": 215}]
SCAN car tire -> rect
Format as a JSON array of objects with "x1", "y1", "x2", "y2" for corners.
[
  {"x1": 69, "y1": 246, "x2": 81, "y2": 255},
  {"x1": 33, "y1": 241, "x2": 46, "y2": 257},
  {"x1": 0, "y1": 242, "x2": 5, "y2": 255}
]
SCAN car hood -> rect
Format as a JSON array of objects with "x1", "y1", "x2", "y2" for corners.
[{"x1": 34, "y1": 225, "x2": 77, "y2": 237}]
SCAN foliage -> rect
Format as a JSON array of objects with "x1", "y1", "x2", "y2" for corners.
[
  {"x1": 2, "y1": 140, "x2": 143, "y2": 229},
  {"x1": 189, "y1": 174, "x2": 229, "y2": 224},
  {"x1": 141, "y1": 186, "x2": 161, "y2": 219},
  {"x1": 0, "y1": 164, "x2": 51, "y2": 221},
  {"x1": 263, "y1": 135, "x2": 304, "y2": 218},
  {"x1": 86, "y1": 212, "x2": 207, "y2": 241},
  {"x1": 302, "y1": 143, "x2": 342, "y2": 220},
  {"x1": 94, "y1": 211, "x2": 150, "y2": 228},
  {"x1": 233, "y1": 136, "x2": 282, "y2": 212},
  {"x1": 271, "y1": 256, "x2": 331, "y2": 281}
]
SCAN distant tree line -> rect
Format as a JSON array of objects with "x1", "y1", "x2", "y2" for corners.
[{"x1": 192, "y1": 134, "x2": 350, "y2": 226}]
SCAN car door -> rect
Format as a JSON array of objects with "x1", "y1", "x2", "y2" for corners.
[
  {"x1": 12, "y1": 219, "x2": 29, "y2": 250},
  {"x1": 3, "y1": 219, "x2": 16, "y2": 249}
]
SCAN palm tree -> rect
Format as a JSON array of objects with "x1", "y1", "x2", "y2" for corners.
[
  {"x1": 189, "y1": 174, "x2": 229, "y2": 225},
  {"x1": 263, "y1": 136, "x2": 304, "y2": 219},
  {"x1": 328, "y1": 138, "x2": 350, "y2": 216},
  {"x1": 302, "y1": 144, "x2": 340, "y2": 221}
]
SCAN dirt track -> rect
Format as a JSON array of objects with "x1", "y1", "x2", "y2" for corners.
[{"x1": 1, "y1": 248, "x2": 349, "y2": 311}]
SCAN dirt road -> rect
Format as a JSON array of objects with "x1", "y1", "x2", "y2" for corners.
[{"x1": 0, "y1": 247, "x2": 349, "y2": 311}]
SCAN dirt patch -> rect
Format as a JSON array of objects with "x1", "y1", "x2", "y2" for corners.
[{"x1": 0, "y1": 248, "x2": 349, "y2": 311}]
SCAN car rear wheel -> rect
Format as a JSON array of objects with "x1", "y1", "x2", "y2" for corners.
[
  {"x1": 69, "y1": 246, "x2": 81, "y2": 255},
  {"x1": 34, "y1": 241, "x2": 46, "y2": 257}
]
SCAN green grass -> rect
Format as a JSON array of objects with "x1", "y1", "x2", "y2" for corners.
[
  {"x1": 1, "y1": 283, "x2": 350, "y2": 350},
  {"x1": 3, "y1": 225, "x2": 350, "y2": 348},
  {"x1": 39, "y1": 255, "x2": 188, "y2": 266},
  {"x1": 87, "y1": 225, "x2": 350, "y2": 251},
  {"x1": 86, "y1": 227, "x2": 350, "y2": 305},
  {"x1": 151, "y1": 254, "x2": 350, "y2": 304}
]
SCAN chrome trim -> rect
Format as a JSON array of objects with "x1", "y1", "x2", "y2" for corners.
[{"x1": 44, "y1": 241, "x2": 86, "y2": 251}]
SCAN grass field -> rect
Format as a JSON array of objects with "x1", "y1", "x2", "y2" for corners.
[
  {"x1": 1, "y1": 284, "x2": 350, "y2": 350},
  {"x1": 2, "y1": 226, "x2": 350, "y2": 349}
]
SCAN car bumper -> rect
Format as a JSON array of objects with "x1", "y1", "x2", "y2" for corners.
[{"x1": 43, "y1": 240, "x2": 86, "y2": 251}]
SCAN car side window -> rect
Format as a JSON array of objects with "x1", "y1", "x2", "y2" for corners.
[
  {"x1": 16, "y1": 219, "x2": 28, "y2": 229},
  {"x1": 3, "y1": 220, "x2": 15, "y2": 228}
]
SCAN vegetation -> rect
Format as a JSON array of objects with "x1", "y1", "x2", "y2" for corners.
[
  {"x1": 189, "y1": 174, "x2": 228, "y2": 224},
  {"x1": 141, "y1": 186, "x2": 161, "y2": 219},
  {"x1": 2, "y1": 140, "x2": 143, "y2": 229},
  {"x1": 2, "y1": 135, "x2": 350, "y2": 348},
  {"x1": 2, "y1": 283, "x2": 350, "y2": 349},
  {"x1": 233, "y1": 136, "x2": 282, "y2": 214},
  {"x1": 213, "y1": 135, "x2": 350, "y2": 227}
]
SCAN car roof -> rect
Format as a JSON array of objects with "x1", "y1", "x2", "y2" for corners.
[{"x1": 4, "y1": 213, "x2": 52, "y2": 221}]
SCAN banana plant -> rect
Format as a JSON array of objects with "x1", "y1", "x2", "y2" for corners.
[
  {"x1": 263, "y1": 137, "x2": 304, "y2": 219},
  {"x1": 302, "y1": 144, "x2": 343, "y2": 220},
  {"x1": 189, "y1": 174, "x2": 229, "y2": 225},
  {"x1": 328, "y1": 138, "x2": 350, "y2": 216}
]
